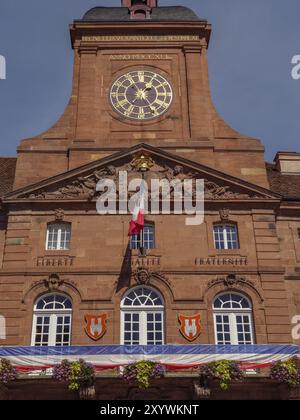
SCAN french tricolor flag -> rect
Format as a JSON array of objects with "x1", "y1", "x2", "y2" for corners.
[{"x1": 128, "y1": 181, "x2": 145, "y2": 236}]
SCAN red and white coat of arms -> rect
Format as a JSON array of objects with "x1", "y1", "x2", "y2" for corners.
[
  {"x1": 84, "y1": 314, "x2": 107, "y2": 341},
  {"x1": 178, "y1": 314, "x2": 201, "y2": 342}
]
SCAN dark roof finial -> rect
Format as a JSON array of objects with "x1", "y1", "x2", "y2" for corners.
[
  {"x1": 121, "y1": 1, "x2": 157, "y2": 7},
  {"x1": 121, "y1": 1, "x2": 157, "y2": 19}
]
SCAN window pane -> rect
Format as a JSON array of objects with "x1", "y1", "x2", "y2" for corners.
[
  {"x1": 213, "y1": 294, "x2": 251, "y2": 310},
  {"x1": 129, "y1": 225, "x2": 155, "y2": 250},
  {"x1": 55, "y1": 315, "x2": 71, "y2": 346},
  {"x1": 215, "y1": 314, "x2": 231, "y2": 345},
  {"x1": 33, "y1": 295, "x2": 72, "y2": 347},
  {"x1": 235, "y1": 314, "x2": 253, "y2": 345},
  {"x1": 143, "y1": 226, "x2": 155, "y2": 249},
  {"x1": 34, "y1": 315, "x2": 50, "y2": 347},
  {"x1": 225, "y1": 225, "x2": 239, "y2": 249},
  {"x1": 123, "y1": 313, "x2": 140, "y2": 345},
  {"x1": 122, "y1": 287, "x2": 163, "y2": 307},
  {"x1": 213, "y1": 224, "x2": 239, "y2": 250},
  {"x1": 46, "y1": 223, "x2": 71, "y2": 251},
  {"x1": 213, "y1": 225, "x2": 225, "y2": 250}
]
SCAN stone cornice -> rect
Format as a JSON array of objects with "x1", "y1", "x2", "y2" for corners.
[{"x1": 0, "y1": 267, "x2": 286, "y2": 276}]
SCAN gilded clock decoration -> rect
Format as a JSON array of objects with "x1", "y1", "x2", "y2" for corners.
[{"x1": 110, "y1": 70, "x2": 173, "y2": 120}]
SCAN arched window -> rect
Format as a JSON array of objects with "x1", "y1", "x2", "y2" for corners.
[
  {"x1": 121, "y1": 287, "x2": 164, "y2": 345},
  {"x1": 213, "y1": 224, "x2": 239, "y2": 250},
  {"x1": 213, "y1": 293, "x2": 254, "y2": 345},
  {"x1": 31, "y1": 294, "x2": 72, "y2": 347},
  {"x1": 130, "y1": 223, "x2": 155, "y2": 255},
  {"x1": 46, "y1": 223, "x2": 71, "y2": 251}
]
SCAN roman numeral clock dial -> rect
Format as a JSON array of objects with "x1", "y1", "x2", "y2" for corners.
[{"x1": 109, "y1": 70, "x2": 173, "y2": 121}]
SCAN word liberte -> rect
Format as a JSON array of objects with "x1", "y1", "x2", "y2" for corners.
[{"x1": 96, "y1": 172, "x2": 204, "y2": 226}]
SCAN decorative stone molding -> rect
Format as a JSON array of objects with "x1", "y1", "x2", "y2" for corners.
[
  {"x1": 54, "y1": 208, "x2": 65, "y2": 221},
  {"x1": 130, "y1": 154, "x2": 154, "y2": 172},
  {"x1": 22, "y1": 276, "x2": 79, "y2": 304},
  {"x1": 206, "y1": 274, "x2": 264, "y2": 303},
  {"x1": 133, "y1": 268, "x2": 151, "y2": 285},
  {"x1": 208, "y1": 274, "x2": 253, "y2": 290},
  {"x1": 131, "y1": 267, "x2": 171, "y2": 288},
  {"x1": 219, "y1": 208, "x2": 230, "y2": 221},
  {"x1": 12, "y1": 151, "x2": 272, "y2": 201},
  {"x1": 44, "y1": 273, "x2": 64, "y2": 291}
]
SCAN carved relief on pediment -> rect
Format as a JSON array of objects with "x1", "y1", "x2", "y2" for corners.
[{"x1": 20, "y1": 155, "x2": 269, "y2": 201}]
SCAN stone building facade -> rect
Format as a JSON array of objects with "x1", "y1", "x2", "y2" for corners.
[{"x1": 0, "y1": 1, "x2": 299, "y2": 400}]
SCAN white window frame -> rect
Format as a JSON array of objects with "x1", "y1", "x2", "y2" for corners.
[
  {"x1": 31, "y1": 294, "x2": 72, "y2": 347},
  {"x1": 120, "y1": 287, "x2": 165, "y2": 345},
  {"x1": 213, "y1": 223, "x2": 239, "y2": 250},
  {"x1": 121, "y1": 310, "x2": 164, "y2": 346},
  {"x1": 46, "y1": 223, "x2": 71, "y2": 251},
  {"x1": 130, "y1": 224, "x2": 155, "y2": 252},
  {"x1": 213, "y1": 293, "x2": 254, "y2": 345}
]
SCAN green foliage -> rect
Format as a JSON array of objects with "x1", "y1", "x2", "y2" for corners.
[
  {"x1": 122, "y1": 361, "x2": 166, "y2": 389},
  {"x1": 270, "y1": 357, "x2": 300, "y2": 389},
  {"x1": 199, "y1": 360, "x2": 244, "y2": 391},
  {"x1": 53, "y1": 359, "x2": 95, "y2": 392},
  {"x1": 0, "y1": 358, "x2": 18, "y2": 384}
]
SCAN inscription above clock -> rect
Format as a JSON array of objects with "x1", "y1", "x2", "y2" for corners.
[{"x1": 109, "y1": 70, "x2": 173, "y2": 121}]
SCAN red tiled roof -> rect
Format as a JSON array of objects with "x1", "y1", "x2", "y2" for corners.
[
  {"x1": 266, "y1": 162, "x2": 300, "y2": 199},
  {"x1": 0, "y1": 158, "x2": 17, "y2": 197}
]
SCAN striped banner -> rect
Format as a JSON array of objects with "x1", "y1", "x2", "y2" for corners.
[{"x1": 0, "y1": 344, "x2": 299, "y2": 373}]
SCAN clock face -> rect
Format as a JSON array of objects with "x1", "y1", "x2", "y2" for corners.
[{"x1": 110, "y1": 70, "x2": 173, "y2": 121}]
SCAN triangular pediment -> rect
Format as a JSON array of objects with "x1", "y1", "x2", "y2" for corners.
[{"x1": 4, "y1": 144, "x2": 280, "y2": 202}]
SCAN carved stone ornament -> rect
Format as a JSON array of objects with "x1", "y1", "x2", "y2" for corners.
[
  {"x1": 19, "y1": 153, "x2": 270, "y2": 201},
  {"x1": 131, "y1": 267, "x2": 171, "y2": 289},
  {"x1": 224, "y1": 274, "x2": 246, "y2": 287},
  {"x1": 219, "y1": 208, "x2": 230, "y2": 221},
  {"x1": 130, "y1": 154, "x2": 154, "y2": 172},
  {"x1": 44, "y1": 273, "x2": 64, "y2": 291},
  {"x1": 134, "y1": 268, "x2": 151, "y2": 285},
  {"x1": 27, "y1": 165, "x2": 119, "y2": 200},
  {"x1": 208, "y1": 274, "x2": 253, "y2": 290},
  {"x1": 55, "y1": 208, "x2": 65, "y2": 221}
]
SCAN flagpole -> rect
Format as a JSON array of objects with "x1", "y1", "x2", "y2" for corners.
[
  {"x1": 140, "y1": 171, "x2": 145, "y2": 257},
  {"x1": 129, "y1": 153, "x2": 153, "y2": 256}
]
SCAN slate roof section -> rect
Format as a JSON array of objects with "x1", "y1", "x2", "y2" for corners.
[
  {"x1": 0, "y1": 158, "x2": 17, "y2": 198},
  {"x1": 266, "y1": 162, "x2": 300, "y2": 199},
  {"x1": 82, "y1": 6, "x2": 201, "y2": 21}
]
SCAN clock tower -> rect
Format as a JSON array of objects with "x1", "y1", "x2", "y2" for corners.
[
  {"x1": 14, "y1": 1, "x2": 268, "y2": 190},
  {"x1": 1, "y1": 2, "x2": 300, "y2": 400}
]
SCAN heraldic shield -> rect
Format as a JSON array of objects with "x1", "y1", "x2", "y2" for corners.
[
  {"x1": 178, "y1": 314, "x2": 201, "y2": 342},
  {"x1": 85, "y1": 314, "x2": 107, "y2": 341}
]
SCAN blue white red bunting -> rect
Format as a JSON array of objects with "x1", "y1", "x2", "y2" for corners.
[{"x1": 0, "y1": 344, "x2": 299, "y2": 373}]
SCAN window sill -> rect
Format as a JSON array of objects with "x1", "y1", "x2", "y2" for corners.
[
  {"x1": 44, "y1": 250, "x2": 72, "y2": 256},
  {"x1": 213, "y1": 249, "x2": 242, "y2": 255}
]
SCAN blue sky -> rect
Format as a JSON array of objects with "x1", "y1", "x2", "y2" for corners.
[{"x1": 0, "y1": 0, "x2": 299, "y2": 160}]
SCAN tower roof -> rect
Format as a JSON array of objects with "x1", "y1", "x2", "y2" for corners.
[{"x1": 82, "y1": 6, "x2": 201, "y2": 22}]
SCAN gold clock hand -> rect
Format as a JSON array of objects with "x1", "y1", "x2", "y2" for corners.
[{"x1": 141, "y1": 97, "x2": 158, "y2": 114}]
